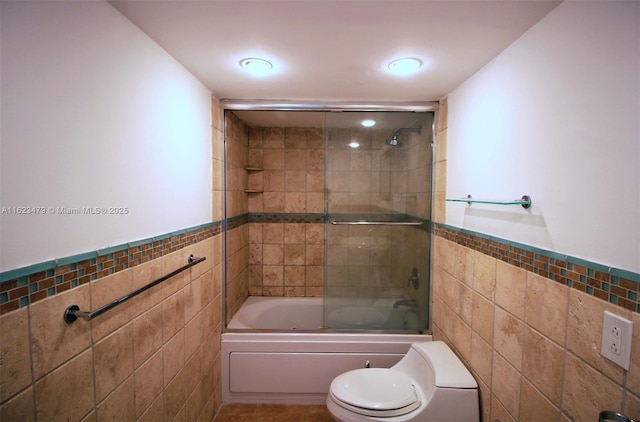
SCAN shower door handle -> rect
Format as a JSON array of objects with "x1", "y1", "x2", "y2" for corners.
[{"x1": 329, "y1": 220, "x2": 423, "y2": 226}]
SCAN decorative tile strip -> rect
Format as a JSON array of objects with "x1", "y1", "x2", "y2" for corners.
[
  {"x1": 248, "y1": 213, "x2": 327, "y2": 224},
  {"x1": 227, "y1": 214, "x2": 249, "y2": 230},
  {"x1": 0, "y1": 222, "x2": 221, "y2": 315},
  {"x1": 433, "y1": 223, "x2": 640, "y2": 314}
]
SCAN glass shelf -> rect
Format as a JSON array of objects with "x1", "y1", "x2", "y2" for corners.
[{"x1": 446, "y1": 195, "x2": 531, "y2": 209}]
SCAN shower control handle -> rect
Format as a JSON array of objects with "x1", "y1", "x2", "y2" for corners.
[{"x1": 408, "y1": 268, "x2": 419, "y2": 290}]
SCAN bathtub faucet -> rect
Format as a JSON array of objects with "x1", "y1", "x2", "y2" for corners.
[{"x1": 393, "y1": 299, "x2": 417, "y2": 309}]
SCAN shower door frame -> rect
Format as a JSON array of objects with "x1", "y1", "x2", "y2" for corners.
[{"x1": 221, "y1": 100, "x2": 439, "y2": 333}]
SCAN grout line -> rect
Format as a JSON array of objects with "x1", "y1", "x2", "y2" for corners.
[
  {"x1": 27, "y1": 304, "x2": 37, "y2": 421},
  {"x1": 556, "y1": 278, "x2": 572, "y2": 420}
]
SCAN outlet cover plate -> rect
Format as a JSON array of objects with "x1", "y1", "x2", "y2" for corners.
[{"x1": 600, "y1": 311, "x2": 633, "y2": 370}]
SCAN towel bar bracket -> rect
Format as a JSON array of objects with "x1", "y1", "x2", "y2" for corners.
[{"x1": 63, "y1": 305, "x2": 89, "y2": 323}]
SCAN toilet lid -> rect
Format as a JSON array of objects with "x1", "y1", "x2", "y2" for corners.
[{"x1": 330, "y1": 368, "x2": 419, "y2": 414}]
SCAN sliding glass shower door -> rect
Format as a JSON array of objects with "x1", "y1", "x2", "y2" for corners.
[{"x1": 322, "y1": 111, "x2": 434, "y2": 331}]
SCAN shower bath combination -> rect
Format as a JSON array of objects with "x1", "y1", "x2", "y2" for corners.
[
  {"x1": 220, "y1": 105, "x2": 437, "y2": 403},
  {"x1": 222, "y1": 107, "x2": 435, "y2": 332},
  {"x1": 385, "y1": 126, "x2": 422, "y2": 147}
]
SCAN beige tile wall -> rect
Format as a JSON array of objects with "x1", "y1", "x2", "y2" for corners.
[
  {"x1": 0, "y1": 237, "x2": 223, "y2": 422},
  {"x1": 431, "y1": 237, "x2": 640, "y2": 421},
  {"x1": 212, "y1": 97, "x2": 224, "y2": 223},
  {"x1": 244, "y1": 126, "x2": 325, "y2": 297},
  {"x1": 404, "y1": 127, "x2": 433, "y2": 220},
  {"x1": 433, "y1": 96, "x2": 447, "y2": 223},
  {"x1": 324, "y1": 223, "x2": 393, "y2": 298},
  {"x1": 248, "y1": 222, "x2": 324, "y2": 297},
  {"x1": 226, "y1": 224, "x2": 249, "y2": 321},
  {"x1": 431, "y1": 97, "x2": 640, "y2": 421},
  {"x1": 325, "y1": 126, "x2": 397, "y2": 214},
  {"x1": 224, "y1": 111, "x2": 250, "y2": 319},
  {"x1": 246, "y1": 126, "x2": 325, "y2": 214},
  {"x1": 225, "y1": 112, "x2": 249, "y2": 218}
]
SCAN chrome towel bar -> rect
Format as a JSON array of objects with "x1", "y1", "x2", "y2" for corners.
[
  {"x1": 64, "y1": 254, "x2": 206, "y2": 323},
  {"x1": 330, "y1": 220, "x2": 423, "y2": 226}
]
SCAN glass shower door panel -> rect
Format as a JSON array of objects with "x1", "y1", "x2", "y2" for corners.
[{"x1": 323, "y1": 111, "x2": 433, "y2": 331}]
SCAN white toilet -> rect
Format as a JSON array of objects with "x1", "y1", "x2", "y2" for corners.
[{"x1": 326, "y1": 341, "x2": 479, "y2": 421}]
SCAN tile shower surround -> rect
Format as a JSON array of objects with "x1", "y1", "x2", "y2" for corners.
[{"x1": 226, "y1": 112, "x2": 434, "y2": 309}]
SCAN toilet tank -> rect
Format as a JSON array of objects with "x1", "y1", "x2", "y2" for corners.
[
  {"x1": 391, "y1": 341, "x2": 477, "y2": 390},
  {"x1": 392, "y1": 341, "x2": 480, "y2": 422},
  {"x1": 412, "y1": 341, "x2": 477, "y2": 389}
]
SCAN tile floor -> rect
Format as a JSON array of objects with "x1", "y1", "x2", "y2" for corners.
[{"x1": 214, "y1": 403, "x2": 334, "y2": 421}]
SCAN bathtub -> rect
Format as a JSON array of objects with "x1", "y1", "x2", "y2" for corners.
[
  {"x1": 227, "y1": 296, "x2": 423, "y2": 330},
  {"x1": 222, "y1": 296, "x2": 431, "y2": 404},
  {"x1": 227, "y1": 296, "x2": 323, "y2": 329}
]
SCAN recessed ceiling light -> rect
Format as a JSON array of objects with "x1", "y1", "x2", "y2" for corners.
[
  {"x1": 349, "y1": 142, "x2": 360, "y2": 148},
  {"x1": 239, "y1": 57, "x2": 273, "y2": 75},
  {"x1": 388, "y1": 58, "x2": 422, "y2": 74},
  {"x1": 361, "y1": 120, "x2": 376, "y2": 127}
]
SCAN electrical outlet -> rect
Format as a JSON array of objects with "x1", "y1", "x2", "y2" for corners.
[
  {"x1": 610, "y1": 326, "x2": 621, "y2": 355},
  {"x1": 601, "y1": 311, "x2": 633, "y2": 370}
]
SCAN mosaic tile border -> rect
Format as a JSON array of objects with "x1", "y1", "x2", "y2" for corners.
[
  {"x1": 0, "y1": 222, "x2": 221, "y2": 315},
  {"x1": 249, "y1": 212, "x2": 326, "y2": 224},
  {"x1": 226, "y1": 213, "x2": 249, "y2": 230},
  {"x1": 433, "y1": 223, "x2": 640, "y2": 314}
]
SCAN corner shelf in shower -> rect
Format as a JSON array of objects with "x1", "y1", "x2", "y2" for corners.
[
  {"x1": 245, "y1": 168, "x2": 263, "y2": 193},
  {"x1": 446, "y1": 194, "x2": 532, "y2": 209}
]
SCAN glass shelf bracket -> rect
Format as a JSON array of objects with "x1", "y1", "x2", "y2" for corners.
[{"x1": 446, "y1": 194, "x2": 532, "y2": 209}]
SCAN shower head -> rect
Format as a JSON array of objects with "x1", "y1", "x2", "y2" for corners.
[
  {"x1": 385, "y1": 126, "x2": 422, "y2": 147},
  {"x1": 385, "y1": 135, "x2": 401, "y2": 147}
]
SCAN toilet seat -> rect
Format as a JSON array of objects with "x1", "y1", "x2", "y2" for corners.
[{"x1": 329, "y1": 368, "x2": 421, "y2": 417}]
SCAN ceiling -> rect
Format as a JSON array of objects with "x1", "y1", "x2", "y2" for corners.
[{"x1": 108, "y1": 0, "x2": 561, "y2": 126}]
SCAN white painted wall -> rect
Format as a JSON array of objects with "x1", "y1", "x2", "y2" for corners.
[
  {"x1": 0, "y1": 1, "x2": 212, "y2": 272},
  {"x1": 446, "y1": 1, "x2": 639, "y2": 273}
]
